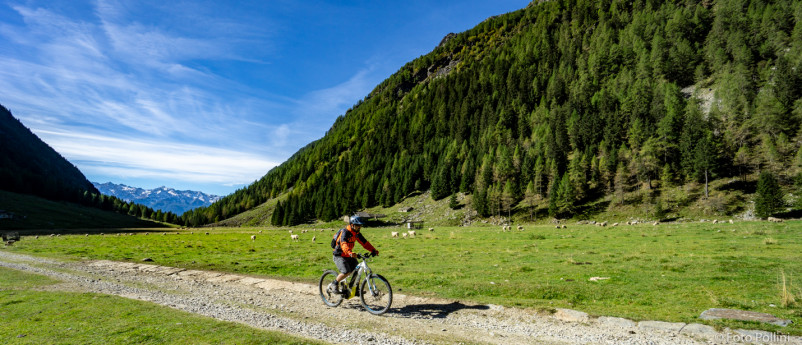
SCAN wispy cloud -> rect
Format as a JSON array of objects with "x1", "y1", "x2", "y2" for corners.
[
  {"x1": 36, "y1": 129, "x2": 278, "y2": 185},
  {"x1": 0, "y1": 0, "x2": 430, "y2": 195},
  {"x1": 0, "y1": 1, "x2": 297, "y2": 193}
]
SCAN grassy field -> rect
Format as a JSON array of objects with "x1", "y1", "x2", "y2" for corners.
[
  {"x1": 3, "y1": 220, "x2": 801, "y2": 335},
  {"x1": 0, "y1": 266, "x2": 329, "y2": 344}
]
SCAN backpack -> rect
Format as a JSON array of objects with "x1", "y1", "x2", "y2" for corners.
[{"x1": 331, "y1": 228, "x2": 348, "y2": 249}]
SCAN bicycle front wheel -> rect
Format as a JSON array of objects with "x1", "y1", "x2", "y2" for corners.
[
  {"x1": 360, "y1": 274, "x2": 392, "y2": 315},
  {"x1": 319, "y1": 270, "x2": 343, "y2": 307}
]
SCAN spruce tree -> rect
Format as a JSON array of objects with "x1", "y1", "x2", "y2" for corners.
[
  {"x1": 448, "y1": 193, "x2": 459, "y2": 210},
  {"x1": 755, "y1": 171, "x2": 784, "y2": 218}
]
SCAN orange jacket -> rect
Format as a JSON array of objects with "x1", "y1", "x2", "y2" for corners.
[{"x1": 333, "y1": 224, "x2": 376, "y2": 258}]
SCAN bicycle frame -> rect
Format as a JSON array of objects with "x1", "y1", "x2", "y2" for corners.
[{"x1": 343, "y1": 256, "x2": 373, "y2": 299}]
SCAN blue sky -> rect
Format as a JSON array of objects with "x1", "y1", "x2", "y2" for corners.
[{"x1": 0, "y1": 0, "x2": 528, "y2": 196}]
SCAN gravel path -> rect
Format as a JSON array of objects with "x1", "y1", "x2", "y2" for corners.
[{"x1": 0, "y1": 251, "x2": 797, "y2": 345}]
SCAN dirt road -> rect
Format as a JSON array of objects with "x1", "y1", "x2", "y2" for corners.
[{"x1": 0, "y1": 251, "x2": 792, "y2": 344}]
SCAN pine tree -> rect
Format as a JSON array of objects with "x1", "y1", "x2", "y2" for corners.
[
  {"x1": 555, "y1": 174, "x2": 575, "y2": 218},
  {"x1": 755, "y1": 171, "x2": 784, "y2": 218},
  {"x1": 448, "y1": 193, "x2": 459, "y2": 210}
]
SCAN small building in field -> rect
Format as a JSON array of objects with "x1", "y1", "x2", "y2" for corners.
[{"x1": 404, "y1": 220, "x2": 423, "y2": 229}]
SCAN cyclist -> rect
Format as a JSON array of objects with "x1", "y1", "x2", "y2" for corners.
[{"x1": 328, "y1": 215, "x2": 379, "y2": 293}]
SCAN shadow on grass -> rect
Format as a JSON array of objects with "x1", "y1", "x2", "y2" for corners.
[
  {"x1": 773, "y1": 209, "x2": 802, "y2": 219},
  {"x1": 390, "y1": 301, "x2": 489, "y2": 319},
  {"x1": 574, "y1": 200, "x2": 611, "y2": 220},
  {"x1": 716, "y1": 179, "x2": 756, "y2": 194}
]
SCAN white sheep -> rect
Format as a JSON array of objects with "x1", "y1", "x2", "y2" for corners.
[
  {"x1": 251, "y1": 235, "x2": 256, "y2": 241},
  {"x1": 429, "y1": 228, "x2": 434, "y2": 231},
  {"x1": 291, "y1": 234, "x2": 299, "y2": 241},
  {"x1": 408, "y1": 230, "x2": 416, "y2": 237},
  {"x1": 653, "y1": 221, "x2": 659, "y2": 226},
  {"x1": 768, "y1": 217, "x2": 784, "y2": 223},
  {"x1": 391, "y1": 232, "x2": 399, "y2": 238},
  {"x1": 312, "y1": 236, "x2": 316, "y2": 242},
  {"x1": 288, "y1": 230, "x2": 293, "y2": 234},
  {"x1": 729, "y1": 219, "x2": 734, "y2": 224},
  {"x1": 517, "y1": 225, "x2": 524, "y2": 230},
  {"x1": 402, "y1": 233, "x2": 408, "y2": 238},
  {"x1": 600, "y1": 221, "x2": 607, "y2": 227},
  {"x1": 612, "y1": 223, "x2": 619, "y2": 227}
]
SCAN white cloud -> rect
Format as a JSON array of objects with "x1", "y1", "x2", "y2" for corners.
[
  {"x1": 36, "y1": 129, "x2": 279, "y2": 185},
  {"x1": 0, "y1": 1, "x2": 396, "y2": 195}
]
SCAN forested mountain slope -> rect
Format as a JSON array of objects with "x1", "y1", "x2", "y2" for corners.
[
  {"x1": 184, "y1": 0, "x2": 802, "y2": 226},
  {"x1": 0, "y1": 104, "x2": 98, "y2": 200},
  {"x1": 0, "y1": 104, "x2": 181, "y2": 227}
]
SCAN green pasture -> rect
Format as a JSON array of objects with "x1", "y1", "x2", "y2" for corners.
[
  {"x1": 4, "y1": 221, "x2": 802, "y2": 335},
  {"x1": 0, "y1": 267, "x2": 327, "y2": 345}
]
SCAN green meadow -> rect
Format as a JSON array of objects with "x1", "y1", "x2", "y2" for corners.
[
  {"x1": 4, "y1": 221, "x2": 802, "y2": 335},
  {"x1": 0, "y1": 267, "x2": 327, "y2": 345}
]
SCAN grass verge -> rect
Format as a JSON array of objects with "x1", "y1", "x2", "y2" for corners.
[{"x1": 0, "y1": 267, "x2": 328, "y2": 344}]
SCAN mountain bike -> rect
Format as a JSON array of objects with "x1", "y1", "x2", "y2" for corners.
[{"x1": 318, "y1": 252, "x2": 393, "y2": 315}]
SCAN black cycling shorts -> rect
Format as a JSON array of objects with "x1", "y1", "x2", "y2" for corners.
[{"x1": 333, "y1": 255, "x2": 358, "y2": 274}]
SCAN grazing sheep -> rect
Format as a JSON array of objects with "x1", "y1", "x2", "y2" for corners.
[
  {"x1": 729, "y1": 219, "x2": 734, "y2": 224},
  {"x1": 205, "y1": 232, "x2": 209, "y2": 235},
  {"x1": 612, "y1": 223, "x2": 619, "y2": 227},
  {"x1": 768, "y1": 217, "x2": 784, "y2": 223},
  {"x1": 555, "y1": 225, "x2": 560, "y2": 229},
  {"x1": 391, "y1": 232, "x2": 399, "y2": 238},
  {"x1": 35, "y1": 235, "x2": 39, "y2": 239},
  {"x1": 291, "y1": 234, "x2": 299, "y2": 241},
  {"x1": 653, "y1": 221, "x2": 659, "y2": 226},
  {"x1": 402, "y1": 233, "x2": 408, "y2": 238},
  {"x1": 408, "y1": 230, "x2": 416, "y2": 237},
  {"x1": 259, "y1": 230, "x2": 263, "y2": 233},
  {"x1": 288, "y1": 230, "x2": 293, "y2": 234},
  {"x1": 713, "y1": 219, "x2": 718, "y2": 224},
  {"x1": 517, "y1": 225, "x2": 524, "y2": 230},
  {"x1": 250, "y1": 235, "x2": 256, "y2": 241},
  {"x1": 562, "y1": 225, "x2": 567, "y2": 229},
  {"x1": 429, "y1": 228, "x2": 434, "y2": 231},
  {"x1": 312, "y1": 236, "x2": 316, "y2": 242}
]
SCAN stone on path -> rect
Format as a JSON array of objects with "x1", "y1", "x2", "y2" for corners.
[
  {"x1": 638, "y1": 321, "x2": 686, "y2": 333},
  {"x1": 553, "y1": 308, "x2": 589, "y2": 323},
  {"x1": 700, "y1": 308, "x2": 792, "y2": 327}
]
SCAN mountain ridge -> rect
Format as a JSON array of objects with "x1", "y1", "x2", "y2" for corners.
[
  {"x1": 183, "y1": 0, "x2": 802, "y2": 227},
  {"x1": 0, "y1": 104, "x2": 98, "y2": 200},
  {"x1": 93, "y1": 182, "x2": 220, "y2": 215}
]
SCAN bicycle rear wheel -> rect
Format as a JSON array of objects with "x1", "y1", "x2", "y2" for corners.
[
  {"x1": 319, "y1": 270, "x2": 343, "y2": 307},
  {"x1": 360, "y1": 274, "x2": 392, "y2": 315}
]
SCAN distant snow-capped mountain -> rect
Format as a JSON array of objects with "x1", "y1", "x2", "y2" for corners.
[{"x1": 92, "y1": 182, "x2": 221, "y2": 215}]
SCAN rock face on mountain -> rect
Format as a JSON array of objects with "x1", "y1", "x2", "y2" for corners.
[
  {"x1": 0, "y1": 104, "x2": 98, "y2": 200},
  {"x1": 93, "y1": 182, "x2": 220, "y2": 215}
]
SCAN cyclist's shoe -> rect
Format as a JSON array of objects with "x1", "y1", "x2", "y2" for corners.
[{"x1": 327, "y1": 281, "x2": 340, "y2": 294}]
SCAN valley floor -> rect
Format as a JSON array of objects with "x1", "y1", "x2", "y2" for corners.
[{"x1": 1, "y1": 251, "x2": 795, "y2": 344}]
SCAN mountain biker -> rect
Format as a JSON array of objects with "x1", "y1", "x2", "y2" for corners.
[{"x1": 328, "y1": 215, "x2": 378, "y2": 293}]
